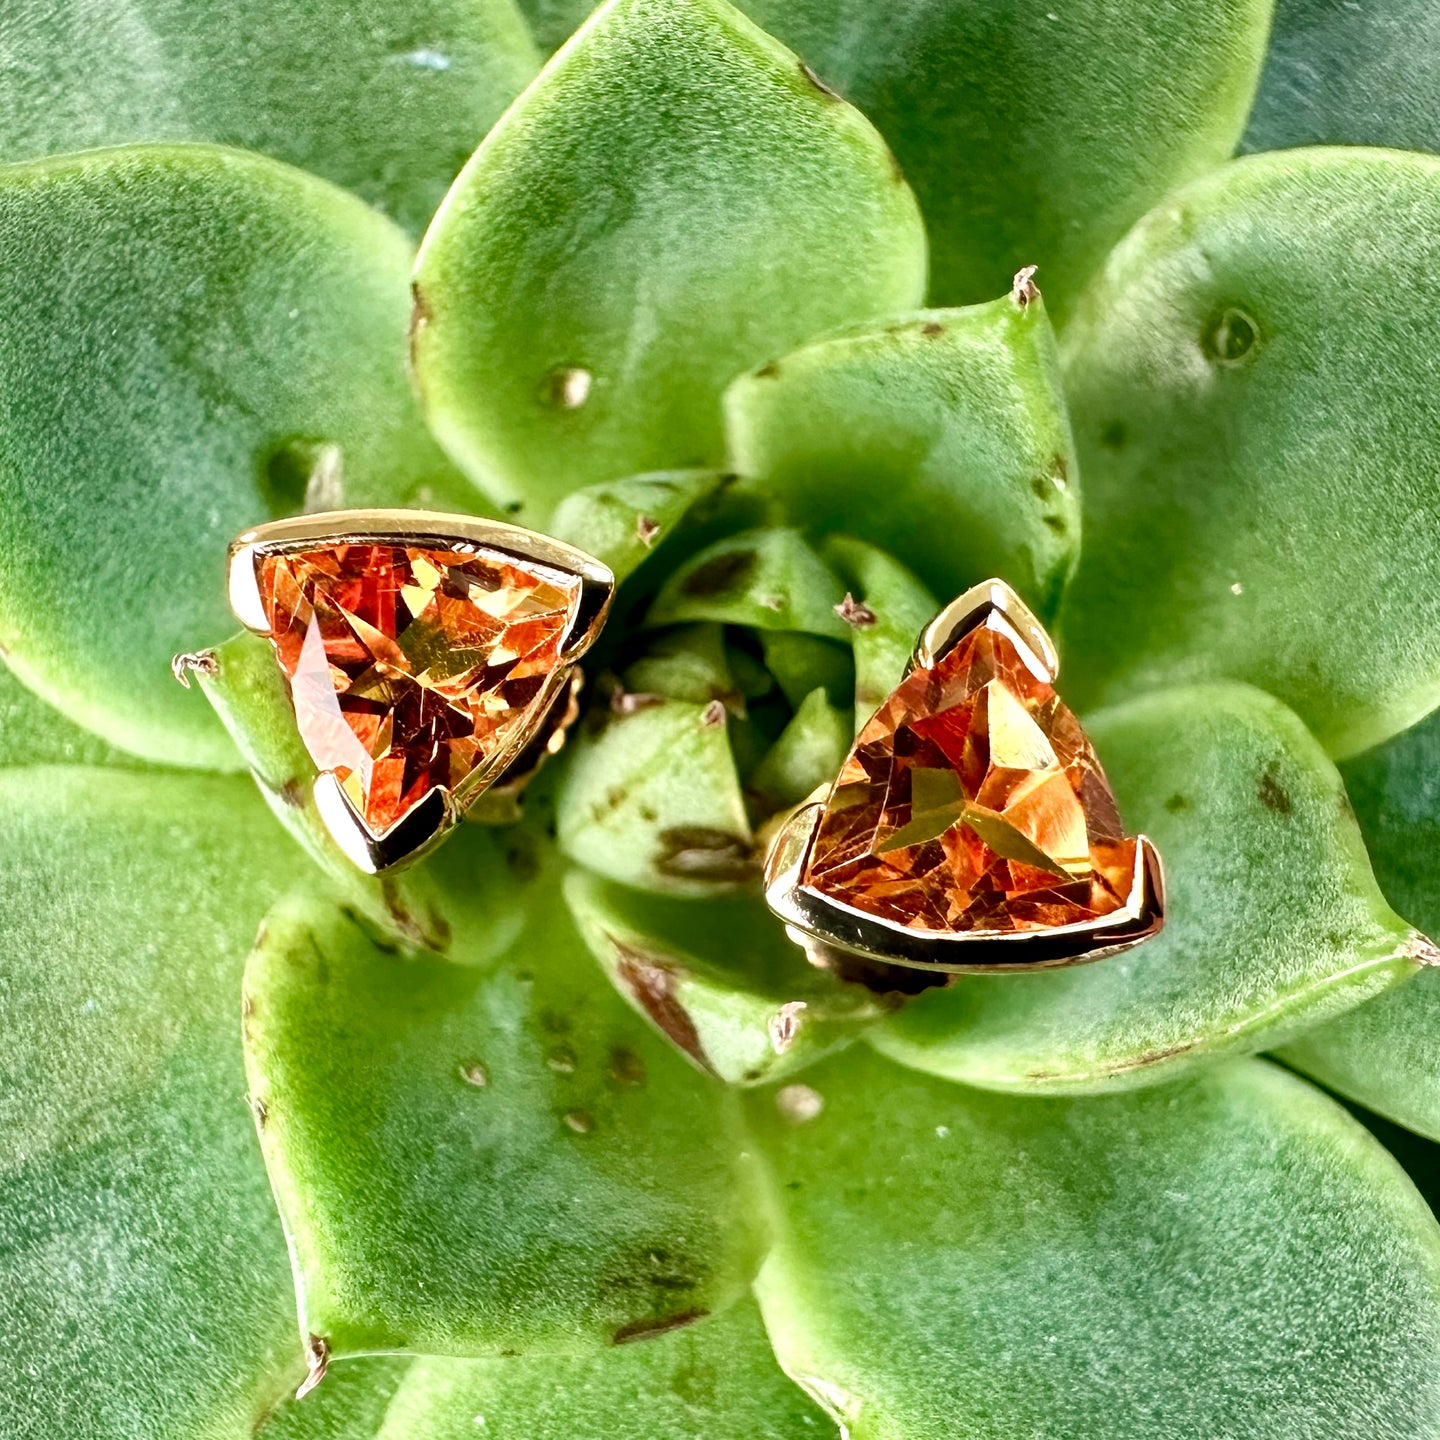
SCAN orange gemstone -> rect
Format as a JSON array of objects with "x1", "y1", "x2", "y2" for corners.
[
  {"x1": 258, "y1": 543, "x2": 581, "y2": 833},
  {"x1": 803, "y1": 612, "x2": 1137, "y2": 933}
]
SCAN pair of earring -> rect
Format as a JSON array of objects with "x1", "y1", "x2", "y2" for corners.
[{"x1": 210, "y1": 510, "x2": 1162, "y2": 975}]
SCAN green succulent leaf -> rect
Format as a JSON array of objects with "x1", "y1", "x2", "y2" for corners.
[
  {"x1": 875, "y1": 683, "x2": 1427, "y2": 1093},
  {"x1": 0, "y1": 768, "x2": 303, "y2": 1436},
  {"x1": 621, "y1": 624, "x2": 742, "y2": 708},
  {"x1": 196, "y1": 630, "x2": 531, "y2": 956},
  {"x1": 742, "y1": 0, "x2": 1272, "y2": 314},
  {"x1": 1279, "y1": 709, "x2": 1440, "y2": 1141},
  {"x1": 565, "y1": 868, "x2": 884, "y2": 1085},
  {"x1": 758, "y1": 635, "x2": 853, "y2": 712},
  {"x1": 749, "y1": 1049, "x2": 1440, "y2": 1440},
  {"x1": 0, "y1": 145, "x2": 472, "y2": 771},
  {"x1": 549, "y1": 470, "x2": 728, "y2": 585},
  {"x1": 647, "y1": 530, "x2": 850, "y2": 641},
  {"x1": 726, "y1": 296, "x2": 1079, "y2": 611},
  {"x1": 557, "y1": 697, "x2": 753, "y2": 895},
  {"x1": 410, "y1": 0, "x2": 927, "y2": 518},
  {"x1": 1061, "y1": 147, "x2": 1440, "y2": 759},
  {"x1": 821, "y1": 538, "x2": 937, "y2": 725},
  {"x1": 1244, "y1": 0, "x2": 1440, "y2": 156},
  {"x1": 747, "y1": 689, "x2": 852, "y2": 814},
  {"x1": 1282, "y1": 973, "x2": 1440, "y2": 1146},
  {"x1": 242, "y1": 876, "x2": 766, "y2": 1360},
  {"x1": 0, "y1": 0, "x2": 539, "y2": 235},
  {"x1": 0, "y1": 661, "x2": 148, "y2": 769},
  {"x1": 377, "y1": 1300, "x2": 831, "y2": 1438}
]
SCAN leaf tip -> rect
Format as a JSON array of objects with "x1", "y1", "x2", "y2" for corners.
[{"x1": 294, "y1": 1335, "x2": 330, "y2": 1400}]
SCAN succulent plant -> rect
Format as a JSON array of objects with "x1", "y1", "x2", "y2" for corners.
[{"x1": 8, "y1": 0, "x2": 1440, "y2": 1435}]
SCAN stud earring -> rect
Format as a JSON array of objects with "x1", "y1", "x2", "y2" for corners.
[
  {"x1": 221, "y1": 509, "x2": 613, "y2": 872},
  {"x1": 764, "y1": 579, "x2": 1163, "y2": 973}
]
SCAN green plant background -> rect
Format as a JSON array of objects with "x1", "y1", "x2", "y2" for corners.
[{"x1": 4, "y1": 0, "x2": 1440, "y2": 1436}]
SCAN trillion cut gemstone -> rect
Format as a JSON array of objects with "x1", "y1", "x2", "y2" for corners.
[
  {"x1": 802, "y1": 611, "x2": 1138, "y2": 934},
  {"x1": 257, "y1": 543, "x2": 581, "y2": 834}
]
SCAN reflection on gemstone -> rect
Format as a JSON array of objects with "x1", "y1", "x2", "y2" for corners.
[
  {"x1": 258, "y1": 543, "x2": 580, "y2": 833},
  {"x1": 802, "y1": 611, "x2": 1137, "y2": 934}
]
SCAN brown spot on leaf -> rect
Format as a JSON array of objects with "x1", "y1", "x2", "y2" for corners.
[
  {"x1": 636, "y1": 514, "x2": 661, "y2": 547},
  {"x1": 407, "y1": 282, "x2": 430, "y2": 374},
  {"x1": 680, "y1": 549, "x2": 757, "y2": 598},
  {"x1": 753, "y1": 361, "x2": 781, "y2": 380},
  {"x1": 655, "y1": 827, "x2": 756, "y2": 883},
  {"x1": 278, "y1": 777, "x2": 306, "y2": 809},
  {"x1": 921, "y1": 321, "x2": 945, "y2": 338},
  {"x1": 1164, "y1": 793, "x2": 1190, "y2": 814},
  {"x1": 608, "y1": 1045, "x2": 647, "y2": 1088},
  {"x1": 611, "y1": 689, "x2": 666, "y2": 717},
  {"x1": 459, "y1": 1060, "x2": 489, "y2": 1087},
  {"x1": 248, "y1": 1095, "x2": 268, "y2": 1129},
  {"x1": 700, "y1": 699, "x2": 727, "y2": 728},
  {"x1": 613, "y1": 1309, "x2": 708, "y2": 1345},
  {"x1": 610, "y1": 936, "x2": 715, "y2": 1074},
  {"x1": 799, "y1": 61, "x2": 841, "y2": 100},
  {"x1": 1257, "y1": 765, "x2": 1293, "y2": 815},
  {"x1": 1012, "y1": 264, "x2": 1040, "y2": 308},
  {"x1": 561, "y1": 1110, "x2": 594, "y2": 1134}
]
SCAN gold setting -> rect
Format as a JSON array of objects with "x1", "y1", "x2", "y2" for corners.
[
  {"x1": 763, "y1": 578, "x2": 1165, "y2": 973},
  {"x1": 226, "y1": 509, "x2": 614, "y2": 873}
]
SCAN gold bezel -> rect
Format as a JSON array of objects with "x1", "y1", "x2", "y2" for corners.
[
  {"x1": 761, "y1": 577, "x2": 1165, "y2": 973},
  {"x1": 227, "y1": 509, "x2": 615, "y2": 873}
]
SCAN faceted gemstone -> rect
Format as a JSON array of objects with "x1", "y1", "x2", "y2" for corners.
[
  {"x1": 258, "y1": 543, "x2": 581, "y2": 833},
  {"x1": 803, "y1": 611, "x2": 1137, "y2": 934}
]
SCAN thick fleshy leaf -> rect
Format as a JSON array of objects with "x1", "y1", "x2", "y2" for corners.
[
  {"x1": 557, "y1": 698, "x2": 754, "y2": 895},
  {"x1": 621, "y1": 624, "x2": 742, "y2": 708},
  {"x1": 758, "y1": 634, "x2": 852, "y2": 713},
  {"x1": 378, "y1": 1300, "x2": 831, "y2": 1437},
  {"x1": 742, "y1": 0, "x2": 1272, "y2": 313},
  {"x1": 410, "y1": 0, "x2": 926, "y2": 517},
  {"x1": 565, "y1": 868, "x2": 883, "y2": 1085},
  {"x1": 243, "y1": 875, "x2": 765, "y2": 1359},
  {"x1": 1061, "y1": 148, "x2": 1440, "y2": 759},
  {"x1": 0, "y1": 0, "x2": 539, "y2": 235},
  {"x1": 1244, "y1": 0, "x2": 1440, "y2": 156},
  {"x1": 821, "y1": 538, "x2": 936, "y2": 725},
  {"x1": 0, "y1": 660, "x2": 146, "y2": 768},
  {"x1": 750, "y1": 1050, "x2": 1440, "y2": 1440},
  {"x1": 726, "y1": 297, "x2": 1078, "y2": 610},
  {"x1": 0, "y1": 768, "x2": 302, "y2": 1436},
  {"x1": 1280, "y1": 709, "x2": 1440, "y2": 1140},
  {"x1": 549, "y1": 470, "x2": 727, "y2": 584},
  {"x1": 0, "y1": 145, "x2": 471, "y2": 770},
  {"x1": 748, "y1": 689, "x2": 851, "y2": 814},
  {"x1": 647, "y1": 530, "x2": 849, "y2": 640},
  {"x1": 197, "y1": 629, "x2": 531, "y2": 956},
  {"x1": 875, "y1": 683, "x2": 1428, "y2": 1093}
]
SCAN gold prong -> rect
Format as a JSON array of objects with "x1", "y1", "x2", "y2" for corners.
[
  {"x1": 227, "y1": 542, "x2": 269, "y2": 633},
  {"x1": 911, "y1": 577, "x2": 1058, "y2": 681},
  {"x1": 313, "y1": 773, "x2": 456, "y2": 874}
]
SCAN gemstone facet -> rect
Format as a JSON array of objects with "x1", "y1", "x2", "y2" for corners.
[
  {"x1": 802, "y1": 612, "x2": 1137, "y2": 934},
  {"x1": 257, "y1": 543, "x2": 581, "y2": 834}
]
